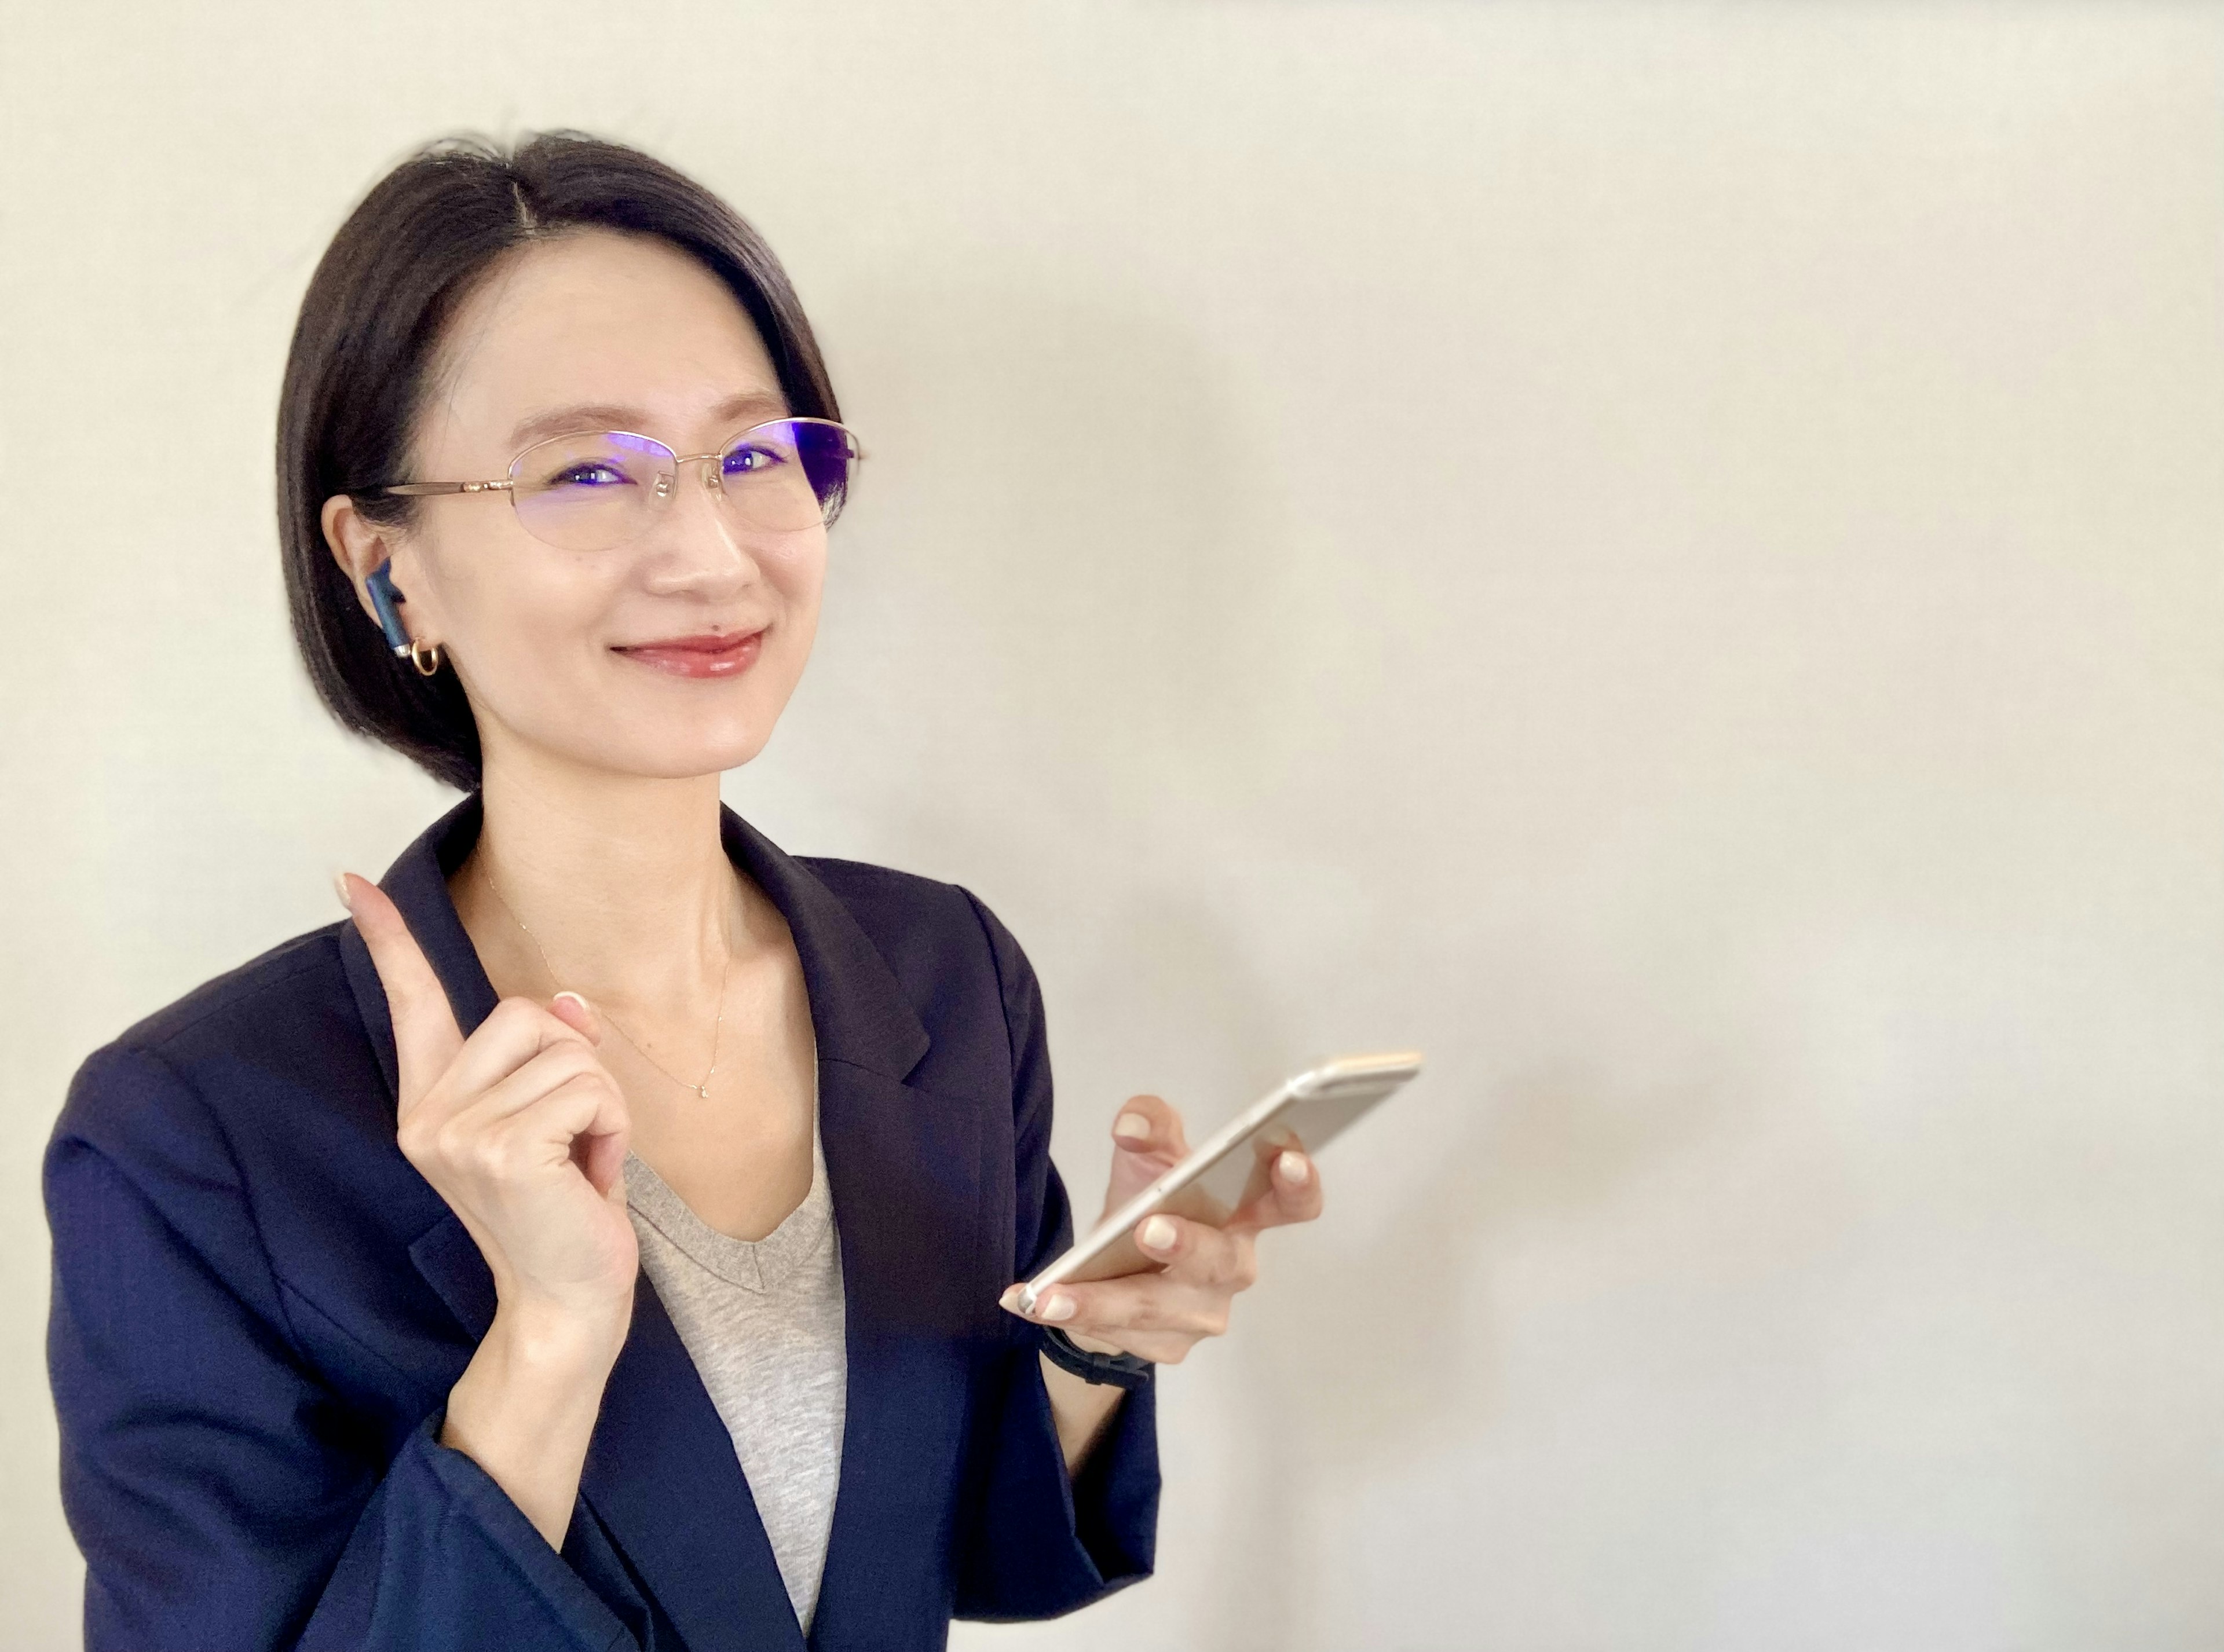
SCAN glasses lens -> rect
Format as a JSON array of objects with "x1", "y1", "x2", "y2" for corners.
[
  {"x1": 716, "y1": 419, "x2": 859, "y2": 531},
  {"x1": 510, "y1": 431, "x2": 675, "y2": 551}
]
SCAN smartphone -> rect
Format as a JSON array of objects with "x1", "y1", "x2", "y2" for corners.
[{"x1": 1016, "y1": 1050, "x2": 1424, "y2": 1314}]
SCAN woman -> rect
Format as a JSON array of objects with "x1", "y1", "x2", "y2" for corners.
[{"x1": 42, "y1": 131, "x2": 1322, "y2": 1652}]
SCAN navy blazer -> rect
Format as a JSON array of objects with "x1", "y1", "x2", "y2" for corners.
[{"x1": 45, "y1": 795, "x2": 1159, "y2": 1651}]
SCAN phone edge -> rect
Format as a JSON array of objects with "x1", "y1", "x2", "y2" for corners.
[{"x1": 1014, "y1": 1051, "x2": 1422, "y2": 1313}]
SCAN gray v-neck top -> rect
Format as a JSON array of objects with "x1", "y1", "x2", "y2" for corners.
[{"x1": 623, "y1": 1119, "x2": 847, "y2": 1632}]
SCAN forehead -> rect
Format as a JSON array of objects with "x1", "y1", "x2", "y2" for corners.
[{"x1": 418, "y1": 228, "x2": 781, "y2": 456}]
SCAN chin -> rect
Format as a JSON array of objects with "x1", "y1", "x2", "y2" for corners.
[
  {"x1": 592, "y1": 723, "x2": 776, "y2": 780},
  {"x1": 484, "y1": 665, "x2": 799, "y2": 781},
  {"x1": 500, "y1": 699, "x2": 777, "y2": 780}
]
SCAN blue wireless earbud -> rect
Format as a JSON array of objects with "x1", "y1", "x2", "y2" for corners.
[{"x1": 365, "y1": 562, "x2": 412, "y2": 658}]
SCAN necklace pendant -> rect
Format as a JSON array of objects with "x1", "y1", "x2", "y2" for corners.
[{"x1": 694, "y1": 1083, "x2": 709, "y2": 1098}]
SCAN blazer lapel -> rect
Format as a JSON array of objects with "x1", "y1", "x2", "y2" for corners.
[
  {"x1": 345, "y1": 796, "x2": 993, "y2": 1652},
  {"x1": 578, "y1": 1274, "x2": 808, "y2": 1652},
  {"x1": 716, "y1": 813, "x2": 1005, "y2": 1650},
  {"x1": 342, "y1": 794, "x2": 503, "y2": 1340},
  {"x1": 346, "y1": 797, "x2": 798, "y2": 1649},
  {"x1": 801, "y1": 1060, "x2": 993, "y2": 1651},
  {"x1": 339, "y1": 792, "x2": 500, "y2": 1047},
  {"x1": 342, "y1": 797, "x2": 502, "y2": 1341},
  {"x1": 400, "y1": 1205, "x2": 800, "y2": 1652}
]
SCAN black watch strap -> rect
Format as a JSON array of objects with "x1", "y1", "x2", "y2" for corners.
[{"x1": 1037, "y1": 1324, "x2": 1154, "y2": 1390}]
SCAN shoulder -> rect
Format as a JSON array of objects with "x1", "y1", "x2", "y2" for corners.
[
  {"x1": 48, "y1": 917, "x2": 438, "y2": 1319},
  {"x1": 794, "y1": 855, "x2": 1045, "y2": 1070},
  {"x1": 797, "y1": 854, "x2": 974, "y2": 925},
  {"x1": 43, "y1": 933, "x2": 358, "y2": 1323},
  {"x1": 798, "y1": 855, "x2": 1034, "y2": 987},
  {"x1": 111, "y1": 924, "x2": 351, "y2": 1057},
  {"x1": 54, "y1": 921, "x2": 366, "y2": 1164}
]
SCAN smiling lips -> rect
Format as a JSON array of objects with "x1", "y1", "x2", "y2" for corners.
[{"x1": 613, "y1": 629, "x2": 765, "y2": 679}]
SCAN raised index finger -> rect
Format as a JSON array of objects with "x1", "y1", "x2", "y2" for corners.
[{"x1": 338, "y1": 871, "x2": 464, "y2": 1113}]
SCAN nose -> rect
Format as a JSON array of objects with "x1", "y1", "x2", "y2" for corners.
[{"x1": 640, "y1": 457, "x2": 764, "y2": 598}]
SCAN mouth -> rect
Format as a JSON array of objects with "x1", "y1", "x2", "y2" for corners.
[{"x1": 611, "y1": 628, "x2": 766, "y2": 680}]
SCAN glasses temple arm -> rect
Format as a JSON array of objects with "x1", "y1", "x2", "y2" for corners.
[{"x1": 359, "y1": 480, "x2": 515, "y2": 498}]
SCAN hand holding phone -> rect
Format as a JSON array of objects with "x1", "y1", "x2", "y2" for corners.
[{"x1": 1017, "y1": 1051, "x2": 1422, "y2": 1316}]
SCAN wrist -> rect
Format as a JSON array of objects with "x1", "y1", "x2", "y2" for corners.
[
  {"x1": 1039, "y1": 1324, "x2": 1153, "y2": 1390},
  {"x1": 441, "y1": 1298, "x2": 626, "y2": 1551},
  {"x1": 1060, "y1": 1327, "x2": 1126, "y2": 1357},
  {"x1": 445, "y1": 1295, "x2": 628, "y2": 1440},
  {"x1": 490, "y1": 1291, "x2": 632, "y2": 1370}
]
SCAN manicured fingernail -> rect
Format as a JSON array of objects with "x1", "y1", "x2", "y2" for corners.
[
  {"x1": 333, "y1": 871, "x2": 354, "y2": 913},
  {"x1": 1113, "y1": 1112, "x2": 1151, "y2": 1141},
  {"x1": 998, "y1": 1285, "x2": 1022, "y2": 1312},
  {"x1": 551, "y1": 991, "x2": 603, "y2": 1045},
  {"x1": 1137, "y1": 1214, "x2": 1177, "y2": 1252},
  {"x1": 1278, "y1": 1151, "x2": 1311, "y2": 1185},
  {"x1": 1037, "y1": 1291, "x2": 1076, "y2": 1322}
]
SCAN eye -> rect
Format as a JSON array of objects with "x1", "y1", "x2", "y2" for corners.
[
  {"x1": 549, "y1": 460, "x2": 634, "y2": 489},
  {"x1": 721, "y1": 441, "x2": 789, "y2": 477}
]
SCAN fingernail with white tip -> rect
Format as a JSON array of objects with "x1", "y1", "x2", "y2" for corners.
[
  {"x1": 1137, "y1": 1215, "x2": 1177, "y2": 1252},
  {"x1": 332, "y1": 872, "x2": 354, "y2": 913},
  {"x1": 1278, "y1": 1151, "x2": 1311, "y2": 1185},
  {"x1": 1113, "y1": 1112, "x2": 1150, "y2": 1142},
  {"x1": 1037, "y1": 1291, "x2": 1076, "y2": 1323}
]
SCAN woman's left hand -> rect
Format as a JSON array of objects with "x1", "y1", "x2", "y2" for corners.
[{"x1": 1001, "y1": 1093, "x2": 1323, "y2": 1364}]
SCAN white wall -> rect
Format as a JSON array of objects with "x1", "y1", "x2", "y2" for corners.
[{"x1": 5, "y1": 4, "x2": 2222, "y2": 1647}]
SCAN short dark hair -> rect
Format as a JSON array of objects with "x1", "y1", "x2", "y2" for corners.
[{"x1": 276, "y1": 130, "x2": 841, "y2": 792}]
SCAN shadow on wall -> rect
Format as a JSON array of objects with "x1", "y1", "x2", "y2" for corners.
[
  {"x1": 811, "y1": 280, "x2": 1737, "y2": 1649},
  {"x1": 803, "y1": 274, "x2": 1306, "y2": 830},
  {"x1": 1190, "y1": 936, "x2": 1739, "y2": 1651},
  {"x1": 1071, "y1": 879, "x2": 1736, "y2": 1651}
]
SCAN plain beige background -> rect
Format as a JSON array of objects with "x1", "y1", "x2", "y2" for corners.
[{"x1": 5, "y1": 3, "x2": 2222, "y2": 1648}]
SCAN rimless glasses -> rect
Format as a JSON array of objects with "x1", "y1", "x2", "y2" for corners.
[{"x1": 353, "y1": 417, "x2": 864, "y2": 553}]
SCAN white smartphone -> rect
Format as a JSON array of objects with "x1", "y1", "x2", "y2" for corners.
[{"x1": 1016, "y1": 1050, "x2": 1424, "y2": 1314}]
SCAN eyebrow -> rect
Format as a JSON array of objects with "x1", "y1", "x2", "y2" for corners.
[{"x1": 506, "y1": 389, "x2": 791, "y2": 451}]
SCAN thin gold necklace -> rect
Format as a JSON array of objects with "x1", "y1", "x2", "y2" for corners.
[{"x1": 478, "y1": 860, "x2": 733, "y2": 1100}]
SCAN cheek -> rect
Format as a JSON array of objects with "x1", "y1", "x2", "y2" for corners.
[
  {"x1": 424, "y1": 523, "x2": 826, "y2": 771},
  {"x1": 428, "y1": 538, "x2": 627, "y2": 691},
  {"x1": 763, "y1": 545, "x2": 826, "y2": 653}
]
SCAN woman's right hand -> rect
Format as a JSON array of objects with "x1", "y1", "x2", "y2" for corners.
[
  {"x1": 341, "y1": 871, "x2": 637, "y2": 1339},
  {"x1": 342, "y1": 870, "x2": 637, "y2": 1544}
]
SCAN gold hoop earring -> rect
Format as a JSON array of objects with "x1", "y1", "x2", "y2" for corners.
[{"x1": 409, "y1": 640, "x2": 444, "y2": 677}]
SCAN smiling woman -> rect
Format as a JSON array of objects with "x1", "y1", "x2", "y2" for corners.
[
  {"x1": 41, "y1": 130, "x2": 1329, "y2": 1652},
  {"x1": 281, "y1": 151, "x2": 846, "y2": 790},
  {"x1": 316, "y1": 226, "x2": 847, "y2": 784}
]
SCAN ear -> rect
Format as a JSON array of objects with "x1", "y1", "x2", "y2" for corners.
[{"x1": 321, "y1": 493, "x2": 409, "y2": 631}]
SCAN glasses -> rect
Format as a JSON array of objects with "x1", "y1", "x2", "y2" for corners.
[{"x1": 357, "y1": 417, "x2": 864, "y2": 552}]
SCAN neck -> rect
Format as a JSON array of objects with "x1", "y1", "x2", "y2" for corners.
[{"x1": 459, "y1": 750, "x2": 742, "y2": 1013}]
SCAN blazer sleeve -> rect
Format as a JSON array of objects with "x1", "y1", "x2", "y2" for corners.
[
  {"x1": 950, "y1": 892, "x2": 1162, "y2": 1621},
  {"x1": 45, "y1": 1041, "x2": 637, "y2": 1652}
]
